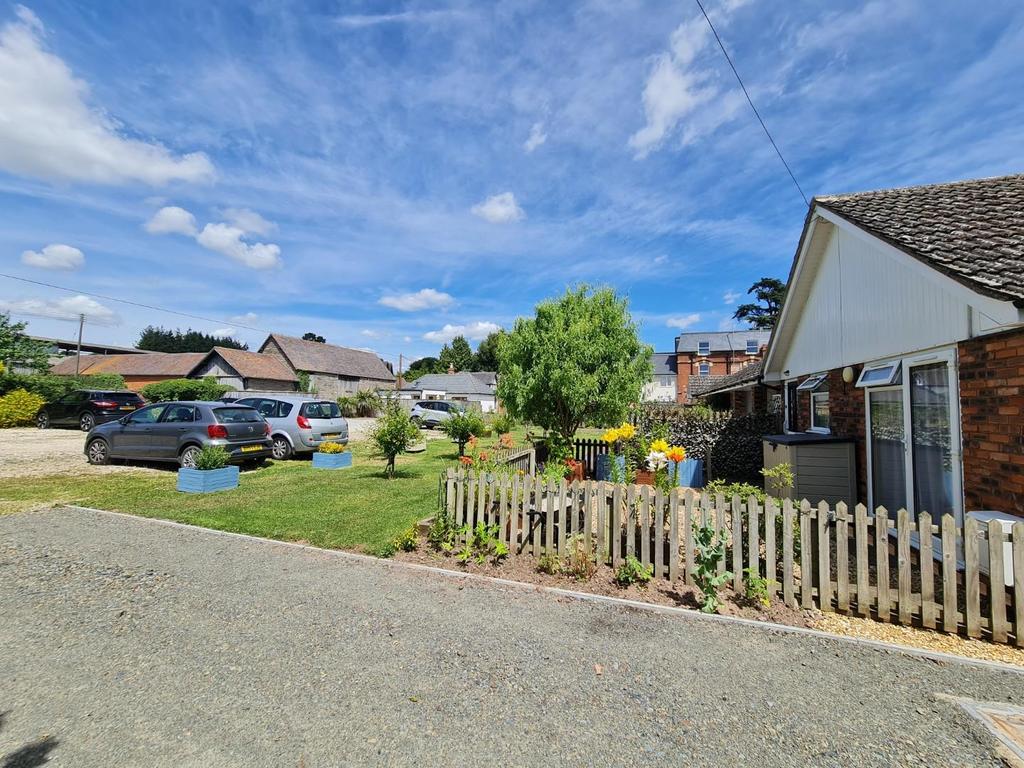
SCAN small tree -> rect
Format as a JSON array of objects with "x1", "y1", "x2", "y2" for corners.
[
  {"x1": 497, "y1": 286, "x2": 651, "y2": 447},
  {"x1": 0, "y1": 313, "x2": 50, "y2": 372},
  {"x1": 733, "y1": 277, "x2": 787, "y2": 330},
  {"x1": 439, "y1": 410, "x2": 486, "y2": 456},
  {"x1": 370, "y1": 401, "x2": 419, "y2": 478},
  {"x1": 439, "y1": 335, "x2": 474, "y2": 372},
  {"x1": 302, "y1": 332, "x2": 326, "y2": 343},
  {"x1": 473, "y1": 330, "x2": 505, "y2": 371}
]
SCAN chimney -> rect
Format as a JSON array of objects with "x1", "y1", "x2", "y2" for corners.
[{"x1": 447, "y1": 363, "x2": 455, "y2": 374}]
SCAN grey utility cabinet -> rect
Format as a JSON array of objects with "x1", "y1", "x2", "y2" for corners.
[{"x1": 762, "y1": 433, "x2": 857, "y2": 507}]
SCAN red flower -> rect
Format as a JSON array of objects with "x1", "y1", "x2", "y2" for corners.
[{"x1": 459, "y1": 456, "x2": 473, "y2": 466}]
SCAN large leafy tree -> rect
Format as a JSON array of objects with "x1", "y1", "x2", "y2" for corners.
[
  {"x1": 404, "y1": 355, "x2": 442, "y2": 382},
  {"x1": 137, "y1": 326, "x2": 247, "y2": 352},
  {"x1": 733, "y1": 277, "x2": 787, "y2": 330},
  {"x1": 439, "y1": 335, "x2": 474, "y2": 372},
  {"x1": 497, "y1": 286, "x2": 651, "y2": 446},
  {"x1": 473, "y1": 330, "x2": 504, "y2": 371},
  {"x1": 0, "y1": 312, "x2": 50, "y2": 372}
]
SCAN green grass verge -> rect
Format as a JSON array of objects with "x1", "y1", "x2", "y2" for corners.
[{"x1": 1, "y1": 438, "x2": 462, "y2": 556}]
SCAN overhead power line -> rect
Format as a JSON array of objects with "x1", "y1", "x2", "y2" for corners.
[
  {"x1": 693, "y1": 0, "x2": 809, "y2": 206},
  {"x1": 0, "y1": 272, "x2": 268, "y2": 333}
]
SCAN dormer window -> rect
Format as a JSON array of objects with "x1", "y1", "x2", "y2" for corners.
[
  {"x1": 697, "y1": 340, "x2": 710, "y2": 356},
  {"x1": 746, "y1": 339, "x2": 758, "y2": 355}
]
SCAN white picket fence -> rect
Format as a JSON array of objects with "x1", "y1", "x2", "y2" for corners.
[{"x1": 442, "y1": 469, "x2": 1024, "y2": 647}]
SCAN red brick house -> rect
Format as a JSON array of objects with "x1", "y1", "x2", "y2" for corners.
[
  {"x1": 675, "y1": 330, "x2": 770, "y2": 403},
  {"x1": 762, "y1": 173, "x2": 1024, "y2": 522}
]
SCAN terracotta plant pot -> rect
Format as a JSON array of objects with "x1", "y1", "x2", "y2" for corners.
[
  {"x1": 634, "y1": 469, "x2": 656, "y2": 486},
  {"x1": 565, "y1": 463, "x2": 584, "y2": 483}
]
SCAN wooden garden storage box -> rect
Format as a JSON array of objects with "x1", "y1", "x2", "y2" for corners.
[{"x1": 762, "y1": 433, "x2": 856, "y2": 507}]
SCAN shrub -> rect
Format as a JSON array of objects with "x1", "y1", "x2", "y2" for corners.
[
  {"x1": 704, "y1": 480, "x2": 766, "y2": 504},
  {"x1": 742, "y1": 567, "x2": 772, "y2": 608},
  {"x1": 193, "y1": 445, "x2": 230, "y2": 470},
  {"x1": 439, "y1": 411, "x2": 486, "y2": 456},
  {"x1": 427, "y1": 505, "x2": 457, "y2": 552},
  {"x1": 336, "y1": 395, "x2": 358, "y2": 418},
  {"x1": 370, "y1": 400, "x2": 420, "y2": 477},
  {"x1": 0, "y1": 372, "x2": 126, "y2": 401},
  {"x1": 491, "y1": 412, "x2": 516, "y2": 435},
  {"x1": 394, "y1": 527, "x2": 418, "y2": 552},
  {"x1": 140, "y1": 376, "x2": 231, "y2": 403},
  {"x1": 454, "y1": 522, "x2": 509, "y2": 565},
  {"x1": 614, "y1": 555, "x2": 653, "y2": 587},
  {"x1": 0, "y1": 388, "x2": 46, "y2": 427},
  {"x1": 354, "y1": 389, "x2": 382, "y2": 417},
  {"x1": 563, "y1": 535, "x2": 597, "y2": 581},
  {"x1": 318, "y1": 441, "x2": 348, "y2": 454},
  {"x1": 536, "y1": 552, "x2": 562, "y2": 575},
  {"x1": 376, "y1": 541, "x2": 397, "y2": 558},
  {"x1": 692, "y1": 521, "x2": 731, "y2": 613}
]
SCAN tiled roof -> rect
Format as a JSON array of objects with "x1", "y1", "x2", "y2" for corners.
[
  {"x1": 261, "y1": 334, "x2": 394, "y2": 381},
  {"x1": 687, "y1": 375, "x2": 727, "y2": 398},
  {"x1": 675, "y1": 330, "x2": 771, "y2": 354},
  {"x1": 469, "y1": 371, "x2": 497, "y2": 386},
  {"x1": 651, "y1": 352, "x2": 677, "y2": 375},
  {"x1": 695, "y1": 360, "x2": 763, "y2": 397},
  {"x1": 50, "y1": 352, "x2": 203, "y2": 377},
  {"x1": 816, "y1": 173, "x2": 1024, "y2": 304},
  {"x1": 402, "y1": 373, "x2": 496, "y2": 395},
  {"x1": 208, "y1": 347, "x2": 297, "y2": 382}
]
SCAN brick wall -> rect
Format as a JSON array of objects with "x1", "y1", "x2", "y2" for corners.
[
  {"x1": 676, "y1": 351, "x2": 761, "y2": 403},
  {"x1": 959, "y1": 328, "x2": 1024, "y2": 516}
]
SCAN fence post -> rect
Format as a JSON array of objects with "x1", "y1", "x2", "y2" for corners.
[
  {"x1": 989, "y1": 519, "x2": 1008, "y2": 644},
  {"x1": 510, "y1": 474, "x2": 521, "y2": 553},
  {"x1": 765, "y1": 497, "x2": 777, "y2": 598},
  {"x1": 498, "y1": 476, "x2": 509, "y2": 549},
  {"x1": 836, "y1": 502, "x2": 849, "y2": 613},
  {"x1": 731, "y1": 494, "x2": 743, "y2": 592},
  {"x1": 897, "y1": 509, "x2": 912, "y2": 625},
  {"x1": 875, "y1": 507, "x2": 890, "y2": 622},
  {"x1": 817, "y1": 500, "x2": 832, "y2": 612},
  {"x1": 583, "y1": 480, "x2": 594, "y2": 556},
  {"x1": 782, "y1": 498, "x2": 795, "y2": 608},
  {"x1": 747, "y1": 495, "x2": 760, "y2": 579},
  {"x1": 611, "y1": 483, "x2": 623, "y2": 567},
  {"x1": 855, "y1": 504, "x2": 869, "y2": 617},
  {"x1": 919, "y1": 512, "x2": 935, "y2": 630},
  {"x1": 654, "y1": 487, "x2": 665, "y2": 579},
  {"x1": 941, "y1": 514, "x2": 958, "y2": 634},
  {"x1": 1013, "y1": 521, "x2": 1023, "y2": 648},
  {"x1": 640, "y1": 486, "x2": 652, "y2": 568},
  {"x1": 965, "y1": 515, "x2": 981, "y2": 638},
  {"x1": 669, "y1": 489, "x2": 681, "y2": 582},
  {"x1": 684, "y1": 491, "x2": 696, "y2": 586},
  {"x1": 800, "y1": 500, "x2": 813, "y2": 610}
]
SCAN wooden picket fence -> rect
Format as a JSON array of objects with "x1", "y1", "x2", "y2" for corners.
[
  {"x1": 442, "y1": 469, "x2": 1024, "y2": 647},
  {"x1": 573, "y1": 438, "x2": 609, "y2": 478}
]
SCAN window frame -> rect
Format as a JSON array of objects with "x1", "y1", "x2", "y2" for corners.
[
  {"x1": 745, "y1": 339, "x2": 759, "y2": 355},
  {"x1": 809, "y1": 390, "x2": 830, "y2": 433},
  {"x1": 697, "y1": 340, "x2": 711, "y2": 356},
  {"x1": 796, "y1": 372, "x2": 828, "y2": 391},
  {"x1": 697, "y1": 362, "x2": 710, "y2": 377},
  {"x1": 855, "y1": 361, "x2": 902, "y2": 388}
]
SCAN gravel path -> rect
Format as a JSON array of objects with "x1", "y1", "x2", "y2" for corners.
[
  {"x1": 0, "y1": 427, "x2": 154, "y2": 480},
  {"x1": 0, "y1": 508, "x2": 1021, "y2": 767}
]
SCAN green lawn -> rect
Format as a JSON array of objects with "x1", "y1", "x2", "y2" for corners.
[{"x1": 2, "y1": 438, "x2": 466, "y2": 555}]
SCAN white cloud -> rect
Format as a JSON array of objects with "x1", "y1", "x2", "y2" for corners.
[
  {"x1": 221, "y1": 207, "x2": 275, "y2": 236},
  {"x1": 196, "y1": 223, "x2": 282, "y2": 270},
  {"x1": 423, "y1": 321, "x2": 500, "y2": 343},
  {"x1": 666, "y1": 313, "x2": 701, "y2": 329},
  {"x1": 335, "y1": 10, "x2": 463, "y2": 28},
  {"x1": 471, "y1": 192, "x2": 525, "y2": 224},
  {"x1": 211, "y1": 327, "x2": 235, "y2": 337},
  {"x1": 20, "y1": 243, "x2": 84, "y2": 270},
  {"x1": 0, "y1": 8, "x2": 214, "y2": 185},
  {"x1": 378, "y1": 288, "x2": 454, "y2": 312},
  {"x1": 229, "y1": 312, "x2": 259, "y2": 325},
  {"x1": 403, "y1": 335, "x2": 412, "y2": 343},
  {"x1": 146, "y1": 205, "x2": 281, "y2": 269},
  {"x1": 723, "y1": 290, "x2": 741, "y2": 304},
  {"x1": 145, "y1": 206, "x2": 197, "y2": 236},
  {"x1": 628, "y1": 53, "x2": 715, "y2": 157},
  {"x1": 524, "y1": 122, "x2": 547, "y2": 153},
  {"x1": 360, "y1": 329, "x2": 382, "y2": 339},
  {"x1": 0, "y1": 294, "x2": 118, "y2": 325}
]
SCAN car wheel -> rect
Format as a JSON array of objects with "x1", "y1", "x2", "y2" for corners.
[
  {"x1": 271, "y1": 436, "x2": 292, "y2": 460},
  {"x1": 179, "y1": 445, "x2": 202, "y2": 469},
  {"x1": 86, "y1": 438, "x2": 110, "y2": 465},
  {"x1": 79, "y1": 412, "x2": 95, "y2": 432},
  {"x1": 36, "y1": 411, "x2": 50, "y2": 429}
]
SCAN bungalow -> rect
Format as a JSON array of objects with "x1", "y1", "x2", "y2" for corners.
[
  {"x1": 51, "y1": 351, "x2": 204, "y2": 389},
  {"x1": 761, "y1": 173, "x2": 1024, "y2": 522},
  {"x1": 398, "y1": 372, "x2": 498, "y2": 412},
  {"x1": 258, "y1": 333, "x2": 395, "y2": 397}
]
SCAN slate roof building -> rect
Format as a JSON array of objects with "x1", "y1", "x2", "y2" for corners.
[
  {"x1": 761, "y1": 173, "x2": 1024, "y2": 520},
  {"x1": 398, "y1": 372, "x2": 498, "y2": 412},
  {"x1": 642, "y1": 352, "x2": 678, "y2": 402},
  {"x1": 674, "y1": 330, "x2": 770, "y2": 403},
  {"x1": 258, "y1": 333, "x2": 395, "y2": 398}
]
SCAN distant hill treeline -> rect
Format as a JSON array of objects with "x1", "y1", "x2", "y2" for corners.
[{"x1": 137, "y1": 326, "x2": 248, "y2": 353}]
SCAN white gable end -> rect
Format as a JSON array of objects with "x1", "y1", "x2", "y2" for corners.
[{"x1": 777, "y1": 218, "x2": 1019, "y2": 378}]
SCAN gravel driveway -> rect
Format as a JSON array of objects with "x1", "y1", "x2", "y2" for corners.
[
  {"x1": 0, "y1": 427, "x2": 151, "y2": 480},
  {"x1": 0, "y1": 508, "x2": 1021, "y2": 767}
]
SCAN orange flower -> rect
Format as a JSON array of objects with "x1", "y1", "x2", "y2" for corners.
[
  {"x1": 459, "y1": 456, "x2": 473, "y2": 466},
  {"x1": 666, "y1": 446, "x2": 686, "y2": 463},
  {"x1": 467, "y1": 435, "x2": 478, "y2": 447},
  {"x1": 478, "y1": 451, "x2": 489, "y2": 462}
]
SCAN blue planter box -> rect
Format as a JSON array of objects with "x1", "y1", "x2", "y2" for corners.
[
  {"x1": 177, "y1": 465, "x2": 239, "y2": 494},
  {"x1": 313, "y1": 451, "x2": 352, "y2": 470},
  {"x1": 668, "y1": 458, "x2": 704, "y2": 488},
  {"x1": 595, "y1": 453, "x2": 626, "y2": 482}
]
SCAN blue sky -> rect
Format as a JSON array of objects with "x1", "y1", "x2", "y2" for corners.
[{"x1": 1, "y1": 0, "x2": 1022, "y2": 366}]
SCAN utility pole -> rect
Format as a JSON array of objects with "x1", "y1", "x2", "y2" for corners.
[
  {"x1": 397, "y1": 353, "x2": 404, "y2": 390},
  {"x1": 74, "y1": 313, "x2": 85, "y2": 376}
]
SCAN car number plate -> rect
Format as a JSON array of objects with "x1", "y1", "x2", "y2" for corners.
[
  {"x1": 120, "y1": 405, "x2": 136, "y2": 410},
  {"x1": 240, "y1": 445, "x2": 263, "y2": 453},
  {"x1": 321, "y1": 433, "x2": 339, "y2": 439}
]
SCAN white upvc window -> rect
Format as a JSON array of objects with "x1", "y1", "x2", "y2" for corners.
[
  {"x1": 746, "y1": 339, "x2": 759, "y2": 355},
  {"x1": 810, "y1": 390, "x2": 830, "y2": 432},
  {"x1": 856, "y1": 361, "x2": 902, "y2": 387},
  {"x1": 698, "y1": 362, "x2": 710, "y2": 376},
  {"x1": 697, "y1": 340, "x2": 710, "y2": 356},
  {"x1": 796, "y1": 372, "x2": 828, "y2": 391}
]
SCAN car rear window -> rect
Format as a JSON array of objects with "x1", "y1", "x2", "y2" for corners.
[
  {"x1": 300, "y1": 401, "x2": 340, "y2": 419},
  {"x1": 94, "y1": 392, "x2": 142, "y2": 404},
  {"x1": 214, "y1": 407, "x2": 263, "y2": 423},
  {"x1": 278, "y1": 402, "x2": 293, "y2": 417}
]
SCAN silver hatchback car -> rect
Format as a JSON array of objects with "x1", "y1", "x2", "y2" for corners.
[{"x1": 235, "y1": 395, "x2": 349, "y2": 460}]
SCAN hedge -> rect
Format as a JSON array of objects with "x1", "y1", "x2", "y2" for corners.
[
  {"x1": 140, "y1": 376, "x2": 231, "y2": 403},
  {"x1": 0, "y1": 373, "x2": 127, "y2": 402},
  {"x1": 0, "y1": 388, "x2": 47, "y2": 427},
  {"x1": 631, "y1": 403, "x2": 781, "y2": 485}
]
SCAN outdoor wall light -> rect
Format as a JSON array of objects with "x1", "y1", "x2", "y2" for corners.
[{"x1": 842, "y1": 366, "x2": 856, "y2": 383}]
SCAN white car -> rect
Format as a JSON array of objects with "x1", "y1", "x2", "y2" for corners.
[
  {"x1": 409, "y1": 400, "x2": 465, "y2": 428},
  {"x1": 235, "y1": 396, "x2": 349, "y2": 460}
]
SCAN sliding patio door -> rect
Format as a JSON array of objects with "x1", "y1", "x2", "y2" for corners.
[
  {"x1": 909, "y1": 361, "x2": 956, "y2": 520},
  {"x1": 868, "y1": 388, "x2": 907, "y2": 514}
]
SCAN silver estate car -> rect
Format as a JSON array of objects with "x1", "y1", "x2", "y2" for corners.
[
  {"x1": 84, "y1": 401, "x2": 273, "y2": 468},
  {"x1": 409, "y1": 399, "x2": 465, "y2": 428},
  {"x1": 235, "y1": 396, "x2": 349, "y2": 460}
]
